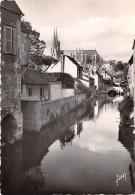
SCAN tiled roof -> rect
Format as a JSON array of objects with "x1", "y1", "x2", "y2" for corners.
[
  {"x1": 1, "y1": 0, "x2": 24, "y2": 16},
  {"x1": 22, "y1": 69, "x2": 53, "y2": 85}
]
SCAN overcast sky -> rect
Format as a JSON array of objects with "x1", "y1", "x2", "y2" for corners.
[{"x1": 16, "y1": 0, "x2": 135, "y2": 61}]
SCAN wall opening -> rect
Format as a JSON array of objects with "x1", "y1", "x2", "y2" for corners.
[{"x1": 1, "y1": 114, "x2": 17, "y2": 144}]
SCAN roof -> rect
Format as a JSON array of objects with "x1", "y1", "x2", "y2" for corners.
[
  {"x1": 83, "y1": 50, "x2": 100, "y2": 57},
  {"x1": 83, "y1": 74, "x2": 94, "y2": 80},
  {"x1": 65, "y1": 55, "x2": 83, "y2": 70},
  {"x1": 132, "y1": 39, "x2": 135, "y2": 50},
  {"x1": 74, "y1": 78, "x2": 87, "y2": 87},
  {"x1": 22, "y1": 69, "x2": 53, "y2": 85},
  {"x1": 128, "y1": 55, "x2": 133, "y2": 65},
  {"x1": 1, "y1": 0, "x2": 24, "y2": 16},
  {"x1": 61, "y1": 49, "x2": 100, "y2": 58}
]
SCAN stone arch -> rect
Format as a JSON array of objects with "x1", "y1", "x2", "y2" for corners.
[
  {"x1": 1, "y1": 113, "x2": 17, "y2": 144},
  {"x1": 107, "y1": 89, "x2": 117, "y2": 97}
]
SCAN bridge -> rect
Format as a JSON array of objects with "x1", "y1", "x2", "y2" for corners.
[{"x1": 107, "y1": 86, "x2": 123, "y2": 96}]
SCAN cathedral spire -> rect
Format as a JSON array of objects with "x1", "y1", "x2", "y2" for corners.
[
  {"x1": 52, "y1": 28, "x2": 56, "y2": 46},
  {"x1": 55, "y1": 27, "x2": 58, "y2": 40},
  {"x1": 51, "y1": 27, "x2": 60, "y2": 60}
]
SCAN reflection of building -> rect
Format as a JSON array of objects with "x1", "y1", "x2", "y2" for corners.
[
  {"x1": 25, "y1": 167, "x2": 45, "y2": 192},
  {"x1": 1, "y1": 144, "x2": 25, "y2": 194},
  {"x1": 82, "y1": 99, "x2": 95, "y2": 121},
  {"x1": 77, "y1": 121, "x2": 83, "y2": 137},
  {"x1": 118, "y1": 124, "x2": 135, "y2": 192},
  {"x1": 59, "y1": 126, "x2": 75, "y2": 149},
  {"x1": 119, "y1": 96, "x2": 134, "y2": 125}
]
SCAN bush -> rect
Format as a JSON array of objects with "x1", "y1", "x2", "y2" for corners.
[{"x1": 57, "y1": 73, "x2": 75, "y2": 88}]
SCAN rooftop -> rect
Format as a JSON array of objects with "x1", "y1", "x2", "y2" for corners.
[
  {"x1": 65, "y1": 55, "x2": 83, "y2": 70},
  {"x1": 1, "y1": 0, "x2": 24, "y2": 16},
  {"x1": 22, "y1": 69, "x2": 53, "y2": 85}
]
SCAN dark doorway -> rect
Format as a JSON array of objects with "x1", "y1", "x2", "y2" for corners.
[{"x1": 1, "y1": 114, "x2": 17, "y2": 144}]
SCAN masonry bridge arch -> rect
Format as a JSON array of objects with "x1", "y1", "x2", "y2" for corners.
[
  {"x1": 107, "y1": 87, "x2": 119, "y2": 96},
  {"x1": 1, "y1": 113, "x2": 21, "y2": 145}
]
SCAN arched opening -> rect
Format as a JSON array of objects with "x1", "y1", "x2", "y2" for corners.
[
  {"x1": 107, "y1": 90, "x2": 117, "y2": 97},
  {"x1": 1, "y1": 114, "x2": 17, "y2": 144}
]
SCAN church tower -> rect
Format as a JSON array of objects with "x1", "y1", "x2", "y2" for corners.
[{"x1": 51, "y1": 28, "x2": 60, "y2": 60}]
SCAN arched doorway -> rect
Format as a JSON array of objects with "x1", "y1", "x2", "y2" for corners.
[{"x1": 1, "y1": 114, "x2": 17, "y2": 144}]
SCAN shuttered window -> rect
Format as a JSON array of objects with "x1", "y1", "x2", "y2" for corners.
[
  {"x1": 28, "y1": 88, "x2": 32, "y2": 97},
  {"x1": 12, "y1": 28, "x2": 17, "y2": 54},
  {"x1": 4, "y1": 25, "x2": 17, "y2": 54},
  {"x1": 40, "y1": 87, "x2": 44, "y2": 98}
]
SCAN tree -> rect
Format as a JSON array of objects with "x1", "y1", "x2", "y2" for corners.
[
  {"x1": 21, "y1": 20, "x2": 58, "y2": 67},
  {"x1": 113, "y1": 61, "x2": 125, "y2": 72}
]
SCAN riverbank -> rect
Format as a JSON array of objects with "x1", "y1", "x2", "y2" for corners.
[{"x1": 21, "y1": 93, "x2": 87, "y2": 132}]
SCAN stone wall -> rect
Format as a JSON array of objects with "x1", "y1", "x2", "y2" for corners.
[
  {"x1": 1, "y1": 4, "x2": 23, "y2": 143},
  {"x1": 21, "y1": 93, "x2": 86, "y2": 131}
]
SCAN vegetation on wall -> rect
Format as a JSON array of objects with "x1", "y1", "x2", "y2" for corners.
[{"x1": 56, "y1": 73, "x2": 75, "y2": 88}]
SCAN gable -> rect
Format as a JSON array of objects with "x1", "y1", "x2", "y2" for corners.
[
  {"x1": 1, "y1": 0, "x2": 24, "y2": 16},
  {"x1": 65, "y1": 55, "x2": 83, "y2": 70}
]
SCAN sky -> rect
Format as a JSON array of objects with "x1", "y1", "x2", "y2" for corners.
[{"x1": 16, "y1": 0, "x2": 135, "y2": 62}]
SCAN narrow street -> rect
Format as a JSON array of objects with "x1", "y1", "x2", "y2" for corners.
[{"x1": 1, "y1": 95, "x2": 135, "y2": 194}]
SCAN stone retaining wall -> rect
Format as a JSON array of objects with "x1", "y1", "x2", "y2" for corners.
[{"x1": 21, "y1": 93, "x2": 86, "y2": 131}]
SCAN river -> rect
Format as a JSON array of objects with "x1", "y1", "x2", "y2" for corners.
[{"x1": 1, "y1": 95, "x2": 135, "y2": 194}]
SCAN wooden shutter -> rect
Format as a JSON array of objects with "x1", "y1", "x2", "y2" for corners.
[
  {"x1": 5, "y1": 26, "x2": 12, "y2": 53},
  {"x1": 12, "y1": 28, "x2": 17, "y2": 54}
]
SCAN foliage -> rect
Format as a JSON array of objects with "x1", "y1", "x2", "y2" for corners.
[
  {"x1": 31, "y1": 55, "x2": 58, "y2": 66},
  {"x1": 21, "y1": 20, "x2": 57, "y2": 66},
  {"x1": 113, "y1": 61, "x2": 127, "y2": 72},
  {"x1": 57, "y1": 73, "x2": 75, "y2": 88},
  {"x1": 76, "y1": 83, "x2": 91, "y2": 98}
]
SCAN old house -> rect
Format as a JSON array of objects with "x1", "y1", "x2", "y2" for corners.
[
  {"x1": 119, "y1": 39, "x2": 135, "y2": 126},
  {"x1": 1, "y1": 0, "x2": 25, "y2": 144},
  {"x1": 47, "y1": 55, "x2": 83, "y2": 79},
  {"x1": 21, "y1": 69, "x2": 62, "y2": 101},
  {"x1": 128, "y1": 40, "x2": 135, "y2": 122}
]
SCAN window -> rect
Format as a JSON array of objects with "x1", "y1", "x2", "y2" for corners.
[
  {"x1": 28, "y1": 88, "x2": 32, "y2": 97},
  {"x1": 40, "y1": 87, "x2": 44, "y2": 98},
  {"x1": 3, "y1": 25, "x2": 17, "y2": 54}
]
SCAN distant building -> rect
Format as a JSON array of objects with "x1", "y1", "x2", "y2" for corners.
[
  {"x1": 127, "y1": 39, "x2": 135, "y2": 122},
  {"x1": 50, "y1": 29, "x2": 103, "y2": 69},
  {"x1": 47, "y1": 55, "x2": 83, "y2": 79}
]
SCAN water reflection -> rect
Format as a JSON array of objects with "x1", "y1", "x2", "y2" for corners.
[
  {"x1": 1, "y1": 95, "x2": 135, "y2": 194},
  {"x1": 119, "y1": 124, "x2": 135, "y2": 192}
]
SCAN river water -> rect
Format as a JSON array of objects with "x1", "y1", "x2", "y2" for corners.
[{"x1": 1, "y1": 95, "x2": 135, "y2": 194}]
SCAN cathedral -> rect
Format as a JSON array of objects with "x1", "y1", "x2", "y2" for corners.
[
  {"x1": 51, "y1": 28, "x2": 61, "y2": 61},
  {"x1": 51, "y1": 28, "x2": 102, "y2": 68}
]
